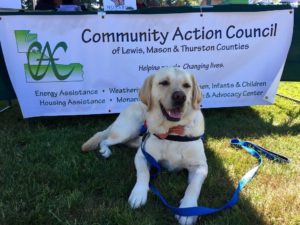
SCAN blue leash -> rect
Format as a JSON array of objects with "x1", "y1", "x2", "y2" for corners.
[{"x1": 141, "y1": 134, "x2": 289, "y2": 217}]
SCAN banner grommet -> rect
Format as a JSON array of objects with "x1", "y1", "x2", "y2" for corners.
[{"x1": 98, "y1": 11, "x2": 106, "y2": 19}]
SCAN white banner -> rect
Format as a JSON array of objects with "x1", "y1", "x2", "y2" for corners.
[
  {"x1": 0, "y1": 0, "x2": 21, "y2": 9},
  {"x1": 0, "y1": 10, "x2": 294, "y2": 118}
]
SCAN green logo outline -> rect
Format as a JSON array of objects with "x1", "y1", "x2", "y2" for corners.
[{"x1": 15, "y1": 30, "x2": 84, "y2": 83}]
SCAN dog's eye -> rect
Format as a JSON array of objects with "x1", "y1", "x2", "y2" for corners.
[
  {"x1": 159, "y1": 80, "x2": 170, "y2": 86},
  {"x1": 183, "y1": 83, "x2": 191, "y2": 88}
]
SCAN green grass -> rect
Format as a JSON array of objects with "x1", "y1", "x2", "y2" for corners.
[{"x1": 0, "y1": 82, "x2": 299, "y2": 225}]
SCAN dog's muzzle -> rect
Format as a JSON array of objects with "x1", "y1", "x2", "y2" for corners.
[
  {"x1": 172, "y1": 91, "x2": 186, "y2": 108},
  {"x1": 159, "y1": 91, "x2": 186, "y2": 122}
]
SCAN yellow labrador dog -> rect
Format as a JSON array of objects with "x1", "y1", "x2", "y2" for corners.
[{"x1": 82, "y1": 68, "x2": 208, "y2": 225}]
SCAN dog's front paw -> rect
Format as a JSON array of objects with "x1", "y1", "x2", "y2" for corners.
[
  {"x1": 176, "y1": 215, "x2": 198, "y2": 225},
  {"x1": 100, "y1": 148, "x2": 112, "y2": 158},
  {"x1": 96, "y1": 143, "x2": 112, "y2": 158},
  {"x1": 175, "y1": 199, "x2": 198, "y2": 225},
  {"x1": 128, "y1": 184, "x2": 148, "y2": 209}
]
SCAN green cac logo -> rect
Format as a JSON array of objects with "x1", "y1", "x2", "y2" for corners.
[{"x1": 15, "y1": 30, "x2": 83, "y2": 82}]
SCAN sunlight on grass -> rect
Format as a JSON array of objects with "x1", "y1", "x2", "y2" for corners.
[{"x1": 205, "y1": 82, "x2": 300, "y2": 225}]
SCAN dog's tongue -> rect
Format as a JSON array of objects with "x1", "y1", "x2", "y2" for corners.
[{"x1": 167, "y1": 108, "x2": 182, "y2": 119}]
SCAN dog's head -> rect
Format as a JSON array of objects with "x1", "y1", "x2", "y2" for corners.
[{"x1": 139, "y1": 67, "x2": 202, "y2": 122}]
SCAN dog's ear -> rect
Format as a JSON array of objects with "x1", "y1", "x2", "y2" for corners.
[
  {"x1": 139, "y1": 75, "x2": 154, "y2": 110},
  {"x1": 191, "y1": 75, "x2": 202, "y2": 109}
]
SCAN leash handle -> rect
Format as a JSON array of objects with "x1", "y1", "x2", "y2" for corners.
[
  {"x1": 231, "y1": 138, "x2": 290, "y2": 163},
  {"x1": 141, "y1": 136, "x2": 268, "y2": 217}
]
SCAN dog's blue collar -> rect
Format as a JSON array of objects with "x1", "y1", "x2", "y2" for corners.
[
  {"x1": 153, "y1": 133, "x2": 205, "y2": 142},
  {"x1": 139, "y1": 123, "x2": 205, "y2": 142},
  {"x1": 139, "y1": 123, "x2": 148, "y2": 136}
]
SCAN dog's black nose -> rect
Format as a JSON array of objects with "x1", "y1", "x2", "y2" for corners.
[{"x1": 172, "y1": 91, "x2": 186, "y2": 106}]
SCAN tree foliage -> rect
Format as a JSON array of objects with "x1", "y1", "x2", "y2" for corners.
[
  {"x1": 23, "y1": 0, "x2": 200, "y2": 10},
  {"x1": 22, "y1": 0, "x2": 34, "y2": 9}
]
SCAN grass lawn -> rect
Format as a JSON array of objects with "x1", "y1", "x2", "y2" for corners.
[{"x1": 0, "y1": 82, "x2": 299, "y2": 225}]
